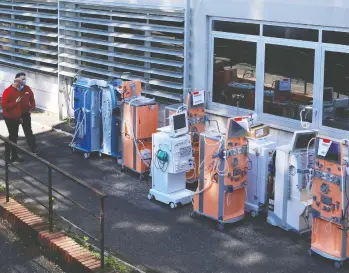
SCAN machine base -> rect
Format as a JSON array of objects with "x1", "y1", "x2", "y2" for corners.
[
  {"x1": 267, "y1": 211, "x2": 311, "y2": 234},
  {"x1": 309, "y1": 247, "x2": 347, "y2": 268},
  {"x1": 245, "y1": 202, "x2": 264, "y2": 217},
  {"x1": 71, "y1": 145, "x2": 98, "y2": 159},
  {"x1": 148, "y1": 189, "x2": 193, "y2": 209},
  {"x1": 190, "y1": 210, "x2": 245, "y2": 231}
]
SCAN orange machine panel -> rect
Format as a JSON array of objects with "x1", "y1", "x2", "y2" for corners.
[
  {"x1": 122, "y1": 80, "x2": 142, "y2": 99},
  {"x1": 310, "y1": 137, "x2": 349, "y2": 267},
  {"x1": 122, "y1": 98, "x2": 158, "y2": 174},
  {"x1": 192, "y1": 117, "x2": 248, "y2": 229}
]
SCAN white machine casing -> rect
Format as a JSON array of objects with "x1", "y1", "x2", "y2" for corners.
[
  {"x1": 149, "y1": 131, "x2": 194, "y2": 207},
  {"x1": 267, "y1": 144, "x2": 314, "y2": 233},
  {"x1": 246, "y1": 137, "x2": 276, "y2": 216}
]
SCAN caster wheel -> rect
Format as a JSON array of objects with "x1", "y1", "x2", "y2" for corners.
[
  {"x1": 190, "y1": 212, "x2": 197, "y2": 219},
  {"x1": 84, "y1": 153, "x2": 90, "y2": 159},
  {"x1": 117, "y1": 159, "x2": 122, "y2": 165},
  {"x1": 334, "y1": 261, "x2": 343, "y2": 269},
  {"x1": 147, "y1": 194, "x2": 154, "y2": 201},
  {"x1": 308, "y1": 249, "x2": 313, "y2": 257},
  {"x1": 251, "y1": 211, "x2": 258, "y2": 218},
  {"x1": 217, "y1": 223, "x2": 224, "y2": 231},
  {"x1": 98, "y1": 152, "x2": 102, "y2": 158},
  {"x1": 120, "y1": 166, "x2": 126, "y2": 172},
  {"x1": 169, "y1": 202, "x2": 177, "y2": 209},
  {"x1": 139, "y1": 174, "x2": 144, "y2": 181}
]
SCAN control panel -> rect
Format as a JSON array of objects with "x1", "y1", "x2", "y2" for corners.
[{"x1": 311, "y1": 137, "x2": 348, "y2": 223}]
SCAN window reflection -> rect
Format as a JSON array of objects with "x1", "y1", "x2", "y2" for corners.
[
  {"x1": 263, "y1": 44, "x2": 315, "y2": 121},
  {"x1": 322, "y1": 51, "x2": 349, "y2": 130},
  {"x1": 212, "y1": 38, "x2": 257, "y2": 110}
]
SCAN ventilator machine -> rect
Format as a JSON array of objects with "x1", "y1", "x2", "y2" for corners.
[
  {"x1": 267, "y1": 130, "x2": 317, "y2": 233},
  {"x1": 148, "y1": 112, "x2": 194, "y2": 208},
  {"x1": 309, "y1": 137, "x2": 349, "y2": 269}
]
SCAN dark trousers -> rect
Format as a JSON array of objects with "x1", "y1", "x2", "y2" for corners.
[{"x1": 4, "y1": 113, "x2": 36, "y2": 160}]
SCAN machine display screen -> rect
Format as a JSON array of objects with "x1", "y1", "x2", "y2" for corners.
[
  {"x1": 294, "y1": 133, "x2": 317, "y2": 150},
  {"x1": 317, "y1": 141, "x2": 341, "y2": 164},
  {"x1": 173, "y1": 113, "x2": 186, "y2": 131}
]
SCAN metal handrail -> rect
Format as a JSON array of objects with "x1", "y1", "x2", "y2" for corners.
[{"x1": 0, "y1": 134, "x2": 107, "y2": 268}]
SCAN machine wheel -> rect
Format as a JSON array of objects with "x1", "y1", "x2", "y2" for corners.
[
  {"x1": 98, "y1": 152, "x2": 102, "y2": 158},
  {"x1": 139, "y1": 174, "x2": 144, "y2": 181},
  {"x1": 190, "y1": 211, "x2": 197, "y2": 219},
  {"x1": 147, "y1": 194, "x2": 154, "y2": 201},
  {"x1": 217, "y1": 223, "x2": 224, "y2": 231},
  {"x1": 84, "y1": 153, "x2": 90, "y2": 159},
  {"x1": 334, "y1": 261, "x2": 343, "y2": 269},
  {"x1": 169, "y1": 202, "x2": 177, "y2": 209},
  {"x1": 120, "y1": 166, "x2": 126, "y2": 173},
  {"x1": 308, "y1": 249, "x2": 313, "y2": 257},
  {"x1": 117, "y1": 159, "x2": 122, "y2": 165},
  {"x1": 251, "y1": 211, "x2": 258, "y2": 218}
]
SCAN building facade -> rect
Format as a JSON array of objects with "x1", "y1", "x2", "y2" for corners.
[{"x1": 1, "y1": 0, "x2": 349, "y2": 142}]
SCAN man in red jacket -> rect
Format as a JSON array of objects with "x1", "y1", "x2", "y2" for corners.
[{"x1": 2, "y1": 72, "x2": 39, "y2": 162}]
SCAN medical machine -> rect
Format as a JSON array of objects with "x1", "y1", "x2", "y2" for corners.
[
  {"x1": 99, "y1": 82, "x2": 123, "y2": 158},
  {"x1": 267, "y1": 130, "x2": 317, "y2": 233},
  {"x1": 148, "y1": 114, "x2": 194, "y2": 208},
  {"x1": 246, "y1": 136, "x2": 277, "y2": 217},
  {"x1": 71, "y1": 77, "x2": 106, "y2": 159},
  {"x1": 191, "y1": 117, "x2": 248, "y2": 230},
  {"x1": 164, "y1": 91, "x2": 207, "y2": 183},
  {"x1": 274, "y1": 78, "x2": 292, "y2": 103},
  {"x1": 110, "y1": 79, "x2": 142, "y2": 100},
  {"x1": 309, "y1": 137, "x2": 349, "y2": 269},
  {"x1": 121, "y1": 96, "x2": 158, "y2": 177}
]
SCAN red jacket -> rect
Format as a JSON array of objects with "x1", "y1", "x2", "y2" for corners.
[{"x1": 2, "y1": 85, "x2": 36, "y2": 119}]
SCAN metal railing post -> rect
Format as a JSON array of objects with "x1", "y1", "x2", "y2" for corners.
[
  {"x1": 48, "y1": 167, "x2": 53, "y2": 232},
  {"x1": 5, "y1": 144, "x2": 9, "y2": 202},
  {"x1": 100, "y1": 196, "x2": 105, "y2": 269}
]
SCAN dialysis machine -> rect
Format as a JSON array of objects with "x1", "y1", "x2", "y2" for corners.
[
  {"x1": 267, "y1": 130, "x2": 317, "y2": 233},
  {"x1": 245, "y1": 125, "x2": 277, "y2": 217},
  {"x1": 309, "y1": 137, "x2": 349, "y2": 269},
  {"x1": 192, "y1": 117, "x2": 248, "y2": 230},
  {"x1": 71, "y1": 78, "x2": 107, "y2": 158},
  {"x1": 149, "y1": 112, "x2": 194, "y2": 208},
  {"x1": 164, "y1": 91, "x2": 206, "y2": 183},
  {"x1": 121, "y1": 96, "x2": 158, "y2": 177}
]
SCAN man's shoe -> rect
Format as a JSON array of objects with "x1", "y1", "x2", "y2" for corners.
[{"x1": 10, "y1": 156, "x2": 24, "y2": 163}]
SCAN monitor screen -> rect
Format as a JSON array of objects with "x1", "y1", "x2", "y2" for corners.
[
  {"x1": 278, "y1": 78, "x2": 291, "y2": 91},
  {"x1": 323, "y1": 87, "x2": 334, "y2": 102},
  {"x1": 173, "y1": 113, "x2": 186, "y2": 131},
  {"x1": 316, "y1": 140, "x2": 341, "y2": 164},
  {"x1": 294, "y1": 132, "x2": 317, "y2": 150}
]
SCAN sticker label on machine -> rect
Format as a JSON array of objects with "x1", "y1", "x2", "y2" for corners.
[
  {"x1": 192, "y1": 91, "x2": 204, "y2": 106},
  {"x1": 317, "y1": 139, "x2": 332, "y2": 157},
  {"x1": 256, "y1": 128, "x2": 264, "y2": 138}
]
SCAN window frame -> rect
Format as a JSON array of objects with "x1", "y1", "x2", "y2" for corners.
[
  {"x1": 259, "y1": 37, "x2": 321, "y2": 130},
  {"x1": 318, "y1": 45, "x2": 349, "y2": 139},
  {"x1": 208, "y1": 29, "x2": 261, "y2": 117},
  {"x1": 207, "y1": 17, "x2": 349, "y2": 135}
]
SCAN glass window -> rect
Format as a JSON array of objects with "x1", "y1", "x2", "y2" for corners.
[
  {"x1": 263, "y1": 25, "x2": 318, "y2": 42},
  {"x1": 322, "y1": 31, "x2": 349, "y2": 46},
  {"x1": 263, "y1": 44, "x2": 315, "y2": 121},
  {"x1": 212, "y1": 38, "x2": 257, "y2": 110},
  {"x1": 322, "y1": 51, "x2": 349, "y2": 131},
  {"x1": 213, "y1": 21, "x2": 260, "y2": 36}
]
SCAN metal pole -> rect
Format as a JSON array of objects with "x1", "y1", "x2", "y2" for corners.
[
  {"x1": 100, "y1": 196, "x2": 105, "y2": 269},
  {"x1": 5, "y1": 145, "x2": 9, "y2": 203},
  {"x1": 48, "y1": 167, "x2": 53, "y2": 232}
]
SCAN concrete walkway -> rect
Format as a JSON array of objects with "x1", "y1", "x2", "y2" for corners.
[{"x1": 0, "y1": 111, "x2": 346, "y2": 273}]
